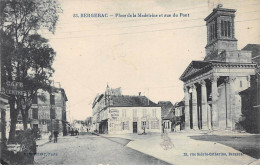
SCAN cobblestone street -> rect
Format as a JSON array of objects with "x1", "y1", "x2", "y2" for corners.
[{"x1": 34, "y1": 133, "x2": 169, "y2": 165}]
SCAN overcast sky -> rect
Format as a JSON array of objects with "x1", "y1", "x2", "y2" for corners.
[{"x1": 41, "y1": 0, "x2": 260, "y2": 122}]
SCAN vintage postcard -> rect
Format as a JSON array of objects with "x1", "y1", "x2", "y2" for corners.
[{"x1": 0, "y1": 0, "x2": 260, "y2": 165}]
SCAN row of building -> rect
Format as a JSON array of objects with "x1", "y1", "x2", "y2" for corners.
[
  {"x1": 89, "y1": 5, "x2": 260, "y2": 135},
  {"x1": 0, "y1": 85, "x2": 69, "y2": 141},
  {"x1": 90, "y1": 85, "x2": 186, "y2": 134},
  {"x1": 92, "y1": 87, "x2": 162, "y2": 134}
]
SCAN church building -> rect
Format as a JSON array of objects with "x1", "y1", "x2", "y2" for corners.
[{"x1": 180, "y1": 5, "x2": 257, "y2": 131}]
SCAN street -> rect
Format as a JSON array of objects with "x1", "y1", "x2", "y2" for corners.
[
  {"x1": 189, "y1": 134, "x2": 260, "y2": 159},
  {"x1": 34, "y1": 133, "x2": 170, "y2": 165}
]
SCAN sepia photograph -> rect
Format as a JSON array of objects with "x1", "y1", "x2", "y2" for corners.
[{"x1": 0, "y1": 0, "x2": 260, "y2": 165}]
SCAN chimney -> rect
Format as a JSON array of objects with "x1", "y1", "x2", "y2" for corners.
[{"x1": 139, "y1": 92, "x2": 141, "y2": 96}]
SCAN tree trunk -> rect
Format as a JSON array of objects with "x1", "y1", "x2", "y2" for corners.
[
  {"x1": 8, "y1": 98, "x2": 18, "y2": 144},
  {"x1": 1, "y1": 109, "x2": 7, "y2": 145},
  {"x1": 21, "y1": 107, "x2": 29, "y2": 130}
]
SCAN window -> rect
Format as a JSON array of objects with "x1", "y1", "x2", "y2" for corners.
[
  {"x1": 221, "y1": 20, "x2": 224, "y2": 36},
  {"x1": 151, "y1": 121, "x2": 159, "y2": 129},
  {"x1": 122, "y1": 121, "x2": 129, "y2": 130},
  {"x1": 141, "y1": 121, "x2": 149, "y2": 129},
  {"x1": 224, "y1": 21, "x2": 227, "y2": 36},
  {"x1": 214, "y1": 22, "x2": 217, "y2": 38},
  {"x1": 32, "y1": 108, "x2": 38, "y2": 119},
  {"x1": 227, "y1": 21, "x2": 231, "y2": 37},
  {"x1": 133, "y1": 109, "x2": 137, "y2": 118},
  {"x1": 50, "y1": 108, "x2": 56, "y2": 119},
  {"x1": 122, "y1": 122, "x2": 125, "y2": 130},
  {"x1": 122, "y1": 109, "x2": 126, "y2": 118},
  {"x1": 240, "y1": 81, "x2": 243, "y2": 88},
  {"x1": 176, "y1": 109, "x2": 180, "y2": 116},
  {"x1": 210, "y1": 24, "x2": 213, "y2": 41},
  {"x1": 125, "y1": 121, "x2": 129, "y2": 130},
  {"x1": 221, "y1": 20, "x2": 231, "y2": 37},
  {"x1": 209, "y1": 21, "x2": 217, "y2": 41},
  {"x1": 152, "y1": 109, "x2": 156, "y2": 117},
  {"x1": 50, "y1": 94, "x2": 55, "y2": 105},
  {"x1": 142, "y1": 109, "x2": 147, "y2": 117},
  {"x1": 32, "y1": 95, "x2": 38, "y2": 104},
  {"x1": 182, "y1": 107, "x2": 185, "y2": 115}
]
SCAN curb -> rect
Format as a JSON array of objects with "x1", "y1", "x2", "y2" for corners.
[{"x1": 91, "y1": 132, "x2": 133, "y2": 146}]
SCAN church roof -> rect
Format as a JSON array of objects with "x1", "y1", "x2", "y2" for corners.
[
  {"x1": 204, "y1": 6, "x2": 236, "y2": 22},
  {"x1": 179, "y1": 61, "x2": 211, "y2": 81},
  {"x1": 180, "y1": 60, "x2": 256, "y2": 82}
]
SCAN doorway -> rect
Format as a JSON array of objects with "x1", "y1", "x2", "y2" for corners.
[{"x1": 133, "y1": 122, "x2": 137, "y2": 133}]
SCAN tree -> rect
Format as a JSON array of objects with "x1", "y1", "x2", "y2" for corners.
[
  {"x1": 1, "y1": 0, "x2": 62, "y2": 143},
  {"x1": 19, "y1": 34, "x2": 56, "y2": 130}
]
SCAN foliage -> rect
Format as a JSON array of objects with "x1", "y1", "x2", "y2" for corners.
[{"x1": 0, "y1": 0, "x2": 62, "y2": 142}]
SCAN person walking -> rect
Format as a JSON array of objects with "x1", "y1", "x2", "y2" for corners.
[
  {"x1": 75, "y1": 129, "x2": 79, "y2": 136},
  {"x1": 53, "y1": 130, "x2": 58, "y2": 143}
]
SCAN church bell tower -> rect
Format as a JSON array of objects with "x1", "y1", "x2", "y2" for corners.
[{"x1": 204, "y1": 4, "x2": 238, "y2": 61}]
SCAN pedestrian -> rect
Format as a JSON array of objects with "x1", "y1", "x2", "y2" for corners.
[
  {"x1": 53, "y1": 130, "x2": 58, "y2": 143},
  {"x1": 71, "y1": 129, "x2": 74, "y2": 136},
  {"x1": 75, "y1": 129, "x2": 79, "y2": 136}
]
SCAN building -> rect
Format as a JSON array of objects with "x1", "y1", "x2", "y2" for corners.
[
  {"x1": 158, "y1": 101, "x2": 174, "y2": 119},
  {"x1": 162, "y1": 100, "x2": 185, "y2": 132},
  {"x1": 242, "y1": 44, "x2": 260, "y2": 110},
  {"x1": 180, "y1": 5, "x2": 257, "y2": 131},
  {"x1": 162, "y1": 108, "x2": 175, "y2": 133},
  {"x1": 27, "y1": 87, "x2": 68, "y2": 135},
  {"x1": 174, "y1": 100, "x2": 185, "y2": 131},
  {"x1": 92, "y1": 86, "x2": 162, "y2": 134},
  {"x1": 71, "y1": 120, "x2": 86, "y2": 132},
  {"x1": 85, "y1": 117, "x2": 93, "y2": 131},
  {"x1": 238, "y1": 44, "x2": 260, "y2": 133},
  {"x1": 158, "y1": 101, "x2": 174, "y2": 132}
]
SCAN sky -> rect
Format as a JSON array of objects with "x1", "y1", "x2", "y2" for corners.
[{"x1": 40, "y1": 0, "x2": 260, "y2": 122}]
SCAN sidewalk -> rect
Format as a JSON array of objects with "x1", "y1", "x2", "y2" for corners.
[
  {"x1": 36, "y1": 133, "x2": 50, "y2": 146},
  {"x1": 36, "y1": 134, "x2": 73, "y2": 146},
  {"x1": 100, "y1": 131, "x2": 258, "y2": 165}
]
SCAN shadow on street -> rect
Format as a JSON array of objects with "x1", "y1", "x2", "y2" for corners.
[{"x1": 189, "y1": 135, "x2": 260, "y2": 159}]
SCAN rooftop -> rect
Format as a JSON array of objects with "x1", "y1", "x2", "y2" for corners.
[
  {"x1": 110, "y1": 95, "x2": 159, "y2": 107},
  {"x1": 242, "y1": 44, "x2": 260, "y2": 58},
  {"x1": 158, "y1": 101, "x2": 174, "y2": 117}
]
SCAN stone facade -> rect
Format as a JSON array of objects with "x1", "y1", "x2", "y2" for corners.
[
  {"x1": 238, "y1": 44, "x2": 260, "y2": 133},
  {"x1": 26, "y1": 87, "x2": 68, "y2": 135},
  {"x1": 92, "y1": 86, "x2": 161, "y2": 134},
  {"x1": 180, "y1": 5, "x2": 257, "y2": 131}
]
